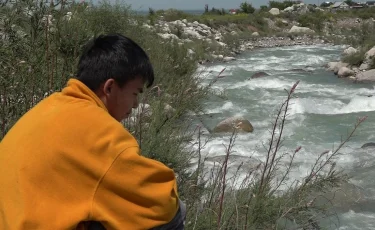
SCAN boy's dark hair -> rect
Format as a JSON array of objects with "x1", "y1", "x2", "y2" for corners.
[{"x1": 76, "y1": 33, "x2": 154, "y2": 91}]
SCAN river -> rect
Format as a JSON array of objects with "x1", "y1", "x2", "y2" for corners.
[{"x1": 194, "y1": 44, "x2": 375, "y2": 229}]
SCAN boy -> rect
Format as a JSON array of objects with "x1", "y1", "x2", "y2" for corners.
[{"x1": 0, "y1": 34, "x2": 185, "y2": 229}]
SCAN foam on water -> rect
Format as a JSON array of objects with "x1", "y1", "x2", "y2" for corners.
[
  {"x1": 337, "y1": 96, "x2": 375, "y2": 114},
  {"x1": 288, "y1": 96, "x2": 375, "y2": 115},
  {"x1": 338, "y1": 210, "x2": 375, "y2": 230},
  {"x1": 227, "y1": 77, "x2": 295, "y2": 90}
]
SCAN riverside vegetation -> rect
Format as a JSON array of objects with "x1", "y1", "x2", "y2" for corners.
[{"x1": 0, "y1": 0, "x2": 371, "y2": 229}]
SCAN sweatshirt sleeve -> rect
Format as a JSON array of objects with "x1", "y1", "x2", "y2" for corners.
[{"x1": 91, "y1": 146, "x2": 179, "y2": 230}]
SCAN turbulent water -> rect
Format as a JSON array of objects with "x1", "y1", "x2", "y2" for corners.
[{"x1": 194, "y1": 44, "x2": 375, "y2": 229}]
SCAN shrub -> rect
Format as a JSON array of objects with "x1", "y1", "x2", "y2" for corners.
[
  {"x1": 0, "y1": 0, "x2": 206, "y2": 180},
  {"x1": 160, "y1": 8, "x2": 190, "y2": 22},
  {"x1": 342, "y1": 49, "x2": 366, "y2": 66},
  {"x1": 370, "y1": 56, "x2": 375, "y2": 69},
  {"x1": 240, "y1": 2, "x2": 256, "y2": 14},
  {"x1": 297, "y1": 11, "x2": 329, "y2": 33},
  {"x1": 260, "y1": 5, "x2": 269, "y2": 11}
]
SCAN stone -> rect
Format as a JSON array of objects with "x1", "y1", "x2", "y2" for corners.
[
  {"x1": 289, "y1": 26, "x2": 315, "y2": 34},
  {"x1": 333, "y1": 62, "x2": 349, "y2": 75},
  {"x1": 213, "y1": 116, "x2": 254, "y2": 133},
  {"x1": 217, "y1": 42, "x2": 227, "y2": 47},
  {"x1": 342, "y1": 47, "x2": 358, "y2": 56},
  {"x1": 283, "y1": 6, "x2": 294, "y2": 12},
  {"x1": 187, "y1": 49, "x2": 195, "y2": 58},
  {"x1": 164, "y1": 104, "x2": 176, "y2": 118},
  {"x1": 249, "y1": 71, "x2": 269, "y2": 79},
  {"x1": 359, "y1": 63, "x2": 370, "y2": 71},
  {"x1": 361, "y1": 142, "x2": 375, "y2": 149},
  {"x1": 338, "y1": 67, "x2": 355, "y2": 78},
  {"x1": 269, "y1": 8, "x2": 280, "y2": 15},
  {"x1": 252, "y1": 32, "x2": 260, "y2": 36},
  {"x1": 355, "y1": 69, "x2": 375, "y2": 82},
  {"x1": 327, "y1": 62, "x2": 339, "y2": 71},
  {"x1": 223, "y1": 57, "x2": 236, "y2": 62},
  {"x1": 132, "y1": 103, "x2": 152, "y2": 119},
  {"x1": 183, "y1": 29, "x2": 202, "y2": 39},
  {"x1": 364, "y1": 46, "x2": 375, "y2": 61},
  {"x1": 157, "y1": 33, "x2": 179, "y2": 40}
]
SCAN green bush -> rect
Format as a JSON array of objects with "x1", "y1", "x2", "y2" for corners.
[
  {"x1": 370, "y1": 56, "x2": 375, "y2": 69},
  {"x1": 203, "y1": 7, "x2": 226, "y2": 16},
  {"x1": 158, "y1": 8, "x2": 191, "y2": 22},
  {"x1": 240, "y1": 2, "x2": 255, "y2": 14},
  {"x1": 0, "y1": 0, "x2": 206, "y2": 176},
  {"x1": 297, "y1": 11, "x2": 329, "y2": 33},
  {"x1": 342, "y1": 50, "x2": 365, "y2": 66}
]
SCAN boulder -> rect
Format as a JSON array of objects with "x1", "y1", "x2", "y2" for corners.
[
  {"x1": 157, "y1": 33, "x2": 179, "y2": 40},
  {"x1": 183, "y1": 29, "x2": 202, "y2": 39},
  {"x1": 333, "y1": 62, "x2": 349, "y2": 75},
  {"x1": 327, "y1": 62, "x2": 339, "y2": 71},
  {"x1": 338, "y1": 67, "x2": 355, "y2": 78},
  {"x1": 288, "y1": 26, "x2": 315, "y2": 34},
  {"x1": 290, "y1": 68, "x2": 313, "y2": 73},
  {"x1": 211, "y1": 54, "x2": 224, "y2": 60},
  {"x1": 187, "y1": 49, "x2": 195, "y2": 58},
  {"x1": 361, "y1": 142, "x2": 375, "y2": 149},
  {"x1": 359, "y1": 63, "x2": 370, "y2": 71},
  {"x1": 164, "y1": 104, "x2": 176, "y2": 118},
  {"x1": 200, "y1": 24, "x2": 210, "y2": 30},
  {"x1": 223, "y1": 57, "x2": 236, "y2": 62},
  {"x1": 142, "y1": 23, "x2": 153, "y2": 30},
  {"x1": 269, "y1": 8, "x2": 280, "y2": 15},
  {"x1": 249, "y1": 71, "x2": 269, "y2": 79},
  {"x1": 281, "y1": 20, "x2": 289, "y2": 25},
  {"x1": 213, "y1": 116, "x2": 254, "y2": 133},
  {"x1": 359, "y1": 46, "x2": 375, "y2": 71},
  {"x1": 170, "y1": 20, "x2": 186, "y2": 27},
  {"x1": 217, "y1": 42, "x2": 227, "y2": 47},
  {"x1": 132, "y1": 103, "x2": 152, "y2": 119},
  {"x1": 342, "y1": 47, "x2": 358, "y2": 56},
  {"x1": 364, "y1": 46, "x2": 375, "y2": 62},
  {"x1": 252, "y1": 32, "x2": 260, "y2": 36},
  {"x1": 215, "y1": 35, "x2": 223, "y2": 41},
  {"x1": 355, "y1": 69, "x2": 375, "y2": 82},
  {"x1": 283, "y1": 6, "x2": 294, "y2": 12}
]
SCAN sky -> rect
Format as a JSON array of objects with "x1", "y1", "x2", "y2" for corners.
[{"x1": 106, "y1": 0, "x2": 330, "y2": 11}]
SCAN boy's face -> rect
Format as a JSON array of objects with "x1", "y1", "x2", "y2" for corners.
[{"x1": 102, "y1": 78, "x2": 144, "y2": 122}]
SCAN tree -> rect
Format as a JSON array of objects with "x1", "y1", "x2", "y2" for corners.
[
  {"x1": 240, "y1": 2, "x2": 255, "y2": 14},
  {"x1": 204, "y1": 4, "x2": 208, "y2": 13},
  {"x1": 260, "y1": 5, "x2": 268, "y2": 11},
  {"x1": 148, "y1": 7, "x2": 155, "y2": 16},
  {"x1": 344, "y1": 0, "x2": 355, "y2": 6},
  {"x1": 269, "y1": 1, "x2": 297, "y2": 10},
  {"x1": 320, "y1": 2, "x2": 333, "y2": 7}
]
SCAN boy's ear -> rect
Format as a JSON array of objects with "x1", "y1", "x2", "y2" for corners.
[{"x1": 103, "y1": 79, "x2": 115, "y2": 95}]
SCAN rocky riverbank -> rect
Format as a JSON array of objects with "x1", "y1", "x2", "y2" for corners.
[
  {"x1": 326, "y1": 46, "x2": 375, "y2": 83},
  {"x1": 144, "y1": 18, "x2": 331, "y2": 64}
]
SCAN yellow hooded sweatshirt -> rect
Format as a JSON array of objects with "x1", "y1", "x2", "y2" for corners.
[{"x1": 0, "y1": 79, "x2": 179, "y2": 230}]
